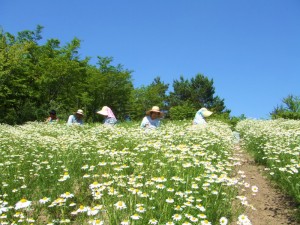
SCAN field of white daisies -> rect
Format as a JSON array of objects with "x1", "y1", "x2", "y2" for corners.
[
  {"x1": 0, "y1": 119, "x2": 299, "y2": 225},
  {"x1": 236, "y1": 119, "x2": 300, "y2": 205}
]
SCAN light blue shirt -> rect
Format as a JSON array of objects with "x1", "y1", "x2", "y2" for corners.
[
  {"x1": 67, "y1": 115, "x2": 83, "y2": 125},
  {"x1": 103, "y1": 117, "x2": 117, "y2": 125},
  {"x1": 140, "y1": 116, "x2": 161, "y2": 128},
  {"x1": 193, "y1": 110, "x2": 207, "y2": 125}
]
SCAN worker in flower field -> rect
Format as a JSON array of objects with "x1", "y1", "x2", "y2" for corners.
[
  {"x1": 193, "y1": 107, "x2": 213, "y2": 125},
  {"x1": 67, "y1": 109, "x2": 84, "y2": 125},
  {"x1": 46, "y1": 109, "x2": 59, "y2": 123},
  {"x1": 141, "y1": 106, "x2": 164, "y2": 129},
  {"x1": 96, "y1": 106, "x2": 118, "y2": 126}
]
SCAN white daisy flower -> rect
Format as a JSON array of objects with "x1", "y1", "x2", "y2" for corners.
[
  {"x1": 15, "y1": 199, "x2": 31, "y2": 210},
  {"x1": 172, "y1": 214, "x2": 182, "y2": 221},
  {"x1": 219, "y1": 217, "x2": 228, "y2": 225},
  {"x1": 114, "y1": 201, "x2": 127, "y2": 210},
  {"x1": 131, "y1": 213, "x2": 141, "y2": 220}
]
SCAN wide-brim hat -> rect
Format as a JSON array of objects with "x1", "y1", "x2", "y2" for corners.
[
  {"x1": 97, "y1": 106, "x2": 109, "y2": 116},
  {"x1": 200, "y1": 108, "x2": 213, "y2": 117},
  {"x1": 76, "y1": 109, "x2": 84, "y2": 116},
  {"x1": 146, "y1": 106, "x2": 164, "y2": 118}
]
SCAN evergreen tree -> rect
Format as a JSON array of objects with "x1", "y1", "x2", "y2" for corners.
[
  {"x1": 169, "y1": 74, "x2": 228, "y2": 115},
  {"x1": 271, "y1": 95, "x2": 300, "y2": 120}
]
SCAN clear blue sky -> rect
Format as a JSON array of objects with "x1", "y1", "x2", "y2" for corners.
[{"x1": 1, "y1": 0, "x2": 300, "y2": 118}]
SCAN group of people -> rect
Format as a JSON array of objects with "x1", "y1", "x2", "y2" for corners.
[
  {"x1": 46, "y1": 106, "x2": 117, "y2": 126},
  {"x1": 46, "y1": 106, "x2": 213, "y2": 128},
  {"x1": 140, "y1": 106, "x2": 213, "y2": 128}
]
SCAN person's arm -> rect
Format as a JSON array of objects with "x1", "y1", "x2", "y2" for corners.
[
  {"x1": 140, "y1": 117, "x2": 149, "y2": 128},
  {"x1": 67, "y1": 115, "x2": 74, "y2": 125}
]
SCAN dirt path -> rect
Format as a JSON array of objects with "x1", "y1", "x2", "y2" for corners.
[{"x1": 233, "y1": 144, "x2": 298, "y2": 225}]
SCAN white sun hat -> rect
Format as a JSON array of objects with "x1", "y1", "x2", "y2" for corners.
[
  {"x1": 97, "y1": 106, "x2": 109, "y2": 116},
  {"x1": 199, "y1": 108, "x2": 213, "y2": 117},
  {"x1": 76, "y1": 109, "x2": 84, "y2": 116}
]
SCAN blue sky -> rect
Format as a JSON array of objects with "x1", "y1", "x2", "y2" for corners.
[{"x1": 1, "y1": 0, "x2": 300, "y2": 118}]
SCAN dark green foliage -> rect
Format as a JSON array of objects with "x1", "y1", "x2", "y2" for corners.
[
  {"x1": 272, "y1": 110, "x2": 300, "y2": 120},
  {"x1": 128, "y1": 77, "x2": 169, "y2": 120},
  {"x1": 212, "y1": 113, "x2": 247, "y2": 130},
  {"x1": 271, "y1": 95, "x2": 300, "y2": 120},
  {"x1": 0, "y1": 26, "x2": 232, "y2": 124},
  {"x1": 168, "y1": 74, "x2": 229, "y2": 114},
  {"x1": 169, "y1": 103, "x2": 196, "y2": 120},
  {"x1": 83, "y1": 57, "x2": 134, "y2": 122},
  {"x1": 0, "y1": 26, "x2": 134, "y2": 124}
]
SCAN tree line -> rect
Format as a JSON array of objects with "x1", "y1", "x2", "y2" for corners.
[
  {"x1": 1, "y1": 25, "x2": 231, "y2": 124},
  {"x1": 271, "y1": 95, "x2": 300, "y2": 120}
]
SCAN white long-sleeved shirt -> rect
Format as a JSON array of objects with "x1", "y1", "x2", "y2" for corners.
[
  {"x1": 140, "y1": 116, "x2": 161, "y2": 128},
  {"x1": 193, "y1": 110, "x2": 207, "y2": 125}
]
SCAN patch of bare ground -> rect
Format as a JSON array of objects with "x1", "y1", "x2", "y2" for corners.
[{"x1": 232, "y1": 144, "x2": 298, "y2": 225}]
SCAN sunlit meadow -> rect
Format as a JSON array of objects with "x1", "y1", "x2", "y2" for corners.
[
  {"x1": 236, "y1": 119, "x2": 300, "y2": 204},
  {"x1": 0, "y1": 121, "x2": 252, "y2": 224}
]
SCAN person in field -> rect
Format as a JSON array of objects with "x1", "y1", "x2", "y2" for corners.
[
  {"x1": 193, "y1": 108, "x2": 213, "y2": 125},
  {"x1": 97, "y1": 106, "x2": 117, "y2": 126},
  {"x1": 46, "y1": 109, "x2": 59, "y2": 123},
  {"x1": 140, "y1": 106, "x2": 164, "y2": 129},
  {"x1": 67, "y1": 109, "x2": 84, "y2": 125}
]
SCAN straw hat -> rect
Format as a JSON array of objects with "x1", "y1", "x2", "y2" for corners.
[
  {"x1": 97, "y1": 106, "x2": 109, "y2": 116},
  {"x1": 199, "y1": 108, "x2": 213, "y2": 117},
  {"x1": 146, "y1": 106, "x2": 164, "y2": 117},
  {"x1": 76, "y1": 109, "x2": 84, "y2": 116}
]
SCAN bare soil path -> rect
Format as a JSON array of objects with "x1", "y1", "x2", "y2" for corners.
[{"x1": 233, "y1": 144, "x2": 298, "y2": 225}]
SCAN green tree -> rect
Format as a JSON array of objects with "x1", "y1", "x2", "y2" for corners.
[
  {"x1": 36, "y1": 37, "x2": 89, "y2": 118},
  {"x1": 149, "y1": 77, "x2": 169, "y2": 106},
  {"x1": 169, "y1": 103, "x2": 196, "y2": 120},
  {"x1": 271, "y1": 95, "x2": 300, "y2": 120},
  {"x1": 0, "y1": 29, "x2": 40, "y2": 124},
  {"x1": 128, "y1": 76, "x2": 169, "y2": 120},
  {"x1": 0, "y1": 26, "x2": 90, "y2": 124},
  {"x1": 169, "y1": 74, "x2": 229, "y2": 116},
  {"x1": 82, "y1": 57, "x2": 134, "y2": 122}
]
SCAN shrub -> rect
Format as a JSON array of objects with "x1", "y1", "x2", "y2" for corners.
[{"x1": 169, "y1": 104, "x2": 196, "y2": 120}]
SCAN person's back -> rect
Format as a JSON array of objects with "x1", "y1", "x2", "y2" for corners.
[
  {"x1": 103, "y1": 117, "x2": 117, "y2": 126},
  {"x1": 97, "y1": 106, "x2": 117, "y2": 126},
  {"x1": 193, "y1": 108, "x2": 213, "y2": 125},
  {"x1": 193, "y1": 111, "x2": 206, "y2": 125}
]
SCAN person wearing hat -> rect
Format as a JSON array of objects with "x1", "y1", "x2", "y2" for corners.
[
  {"x1": 193, "y1": 108, "x2": 213, "y2": 125},
  {"x1": 46, "y1": 109, "x2": 59, "y2": 123},
  {"x1": 96, "y1": 106, "x2": 117, "y2": 126},
  {"x1": 140, "y1": 106, "x2": 164, "y2": 129},
  {"x1": 67, "y1": 109, "x2": 84, "y2": 125}
]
